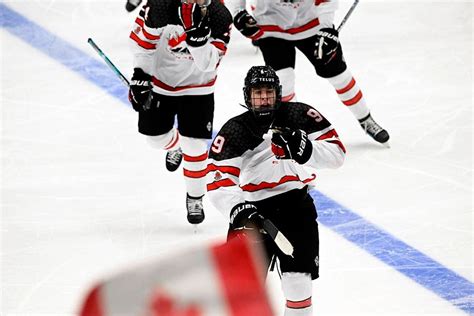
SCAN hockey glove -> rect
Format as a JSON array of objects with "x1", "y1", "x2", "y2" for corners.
[
  {"x1": 230, "y1": 203, "x2": 295, "y2": 256},
  {"x1": 230, "y1": 203, "x2": 264, "y2": 232},
  {"x1": 179, "y1": 3, "x2": 211, "y2": 47},
  {"x1": 314, "y1": 27, "x2": 340, "y2": 64},
  {"x1": 233, "y1": 10, "x2": 261, "y2": 39},
  {"x1": 271, "y1": 128, "x2": 313, "y2": 164},
  {"x1": 129, "y1": 68, "x2": 153, "y2": 112}
]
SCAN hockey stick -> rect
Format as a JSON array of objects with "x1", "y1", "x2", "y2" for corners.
[
  {"x1": 87, "y1": 38, "x2": 130, "y2": 87},
  {"x1": 88, "y1": 38, "x2": 155, "y2": 108},
  {"x1": 262, "y1": 219, "x2": 294, "y2": 257},
  {"x1": 337, "y1": 0, "x2": 360, "y2": 32}
]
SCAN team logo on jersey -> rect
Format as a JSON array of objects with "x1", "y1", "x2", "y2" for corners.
[
  {"x1": 214, "y1": 171, "x2": 222, "y2": 181},
  {"x1": 207, "y1": 122, "x2": 212, "y2": 132},
  {"x1": 167, "y1": 30, "x2": 193, "y2": 59},
  {"x1": 168, "y1": 31, "x2": 187, "y2": 48}
]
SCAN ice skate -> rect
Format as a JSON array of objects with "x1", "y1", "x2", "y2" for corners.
[
  {"x1": 125, "y1": 0, "x2": 142, "y2": 12},
  {"x1": 186, "y1": 194, "x2": 205, "y2": 225},
  {"x1": 165, "y1": 148, "x2": 183, "y2": 172},
  {"x1": 359, "y1": 113, "x2": 390, "y2": 145}
]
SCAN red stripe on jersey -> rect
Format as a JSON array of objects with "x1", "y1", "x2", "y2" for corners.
[
  {"x1": 315, "y1": 0, "x2": 328, "y2": 5},
  {"x1": 180, "y1": 4, "x2": 194, "y2": 30},
  {"x1": 336, "y1": 78, "x2": 356, "y2": 94},
  {"x1": 130, "y1": 32, "x2": 156, "y2": 50},
  {"x1": 286, "y1": 297, "x2": 312, "y2": 309},
  {"x1": 211, "y1": 41, "x2": 227, "y2": 52},
  {"x1": 207, "y1": 178, "x2": 236, "y2": 191},
  {"x1": 316, "y1": 129, "x2": 339, "y2": 141},
  {"x1": 281, "y1": 92, "x2": 296, "y2": 102},
  {"x1": 316, "y1": 130, "x2": 346, "y2": 153},
  {"x1": 259, "y1": 18, "x2": 319, "y2": 35},
  {"x1": 183, "y1": 153, "x2": 208, "y2": 162},
  {"x1": 152, "y1": 76, "x2": 217, "y2": 91},
  {"x1": 184, "y1": 168, "x2": 208, "y2": 179},
  {"x1": 241, "y1": 174, "x2": 316, "y2": 192},
  {"x1": 342, "y1": 90, "x2": 363, "y2": 106},
  {"x1": 207, "y1": 164, "x2": 241, "y2": 177},
  {"x1": 135, "y1": 18, "x2": 160, "y2": 40},
  {"x1": 302, "y1": 175, "x2": 316, "y2": 183},
  {"x1": 327, "y1": 139, "x2": 346, "y2": 153}
]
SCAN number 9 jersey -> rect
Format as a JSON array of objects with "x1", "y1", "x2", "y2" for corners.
[{"x1": 206, "y1": 101, "x2": 346, "y2": 218}]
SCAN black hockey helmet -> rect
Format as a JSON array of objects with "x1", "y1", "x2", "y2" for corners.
[{"x1": 243, "y1": 66, "x2": 282, "y2": 121}]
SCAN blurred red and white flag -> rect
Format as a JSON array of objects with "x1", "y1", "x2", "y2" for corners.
[{"x1": 79, "y1": 237, "x2": 273, "y2": 316}]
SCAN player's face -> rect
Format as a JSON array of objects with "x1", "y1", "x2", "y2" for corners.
[{"x1": 250, "y1": 86, "x2": 276, "y2": 110}]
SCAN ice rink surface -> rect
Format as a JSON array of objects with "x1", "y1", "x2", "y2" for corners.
[{"x1": 1, "y1": 0, "x2": 473, "y2": 315}]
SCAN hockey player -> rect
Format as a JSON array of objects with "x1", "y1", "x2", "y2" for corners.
[
  {"x1": 226, "y1": 0, "x2": 390, "y2": 144},
  {"x1": 128, "y1": 0, "x2": 232, "y2": 224},
  {"x1": 206, "y1": 66, "x2": 346, "y2": 315},
  {"x1": 125, "y1": 0, "x2": 144, "y2": 12}
]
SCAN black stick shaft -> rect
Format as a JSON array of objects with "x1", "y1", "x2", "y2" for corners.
[
  {"x1": 87, "y1": 38, "x2": 130, "y2": 87},
  {"x1": 337, "y1": 0, "x2": 360, "y2": 32}
]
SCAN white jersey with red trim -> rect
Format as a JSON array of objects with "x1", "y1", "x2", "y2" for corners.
[
  {"x1": 226, "y1": 0, "x2": 338, "y2": 41},
  {"x1": 207, "y1": 102, "x2": 345, "y2": 218},
  {"x1": 130, "y1": 0, "x2": 232, "y2": 96}
]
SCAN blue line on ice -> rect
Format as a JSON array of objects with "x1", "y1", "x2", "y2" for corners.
[
  {"x1": 2, "y1": 3, "x2": 472, "y2": 314},
  {"x1": 0, "y1": 3, "x2": 129, "y2": 105}
]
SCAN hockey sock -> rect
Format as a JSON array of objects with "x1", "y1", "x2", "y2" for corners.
[
  {"x1": 328, "y1": 68, "x2": 370, "y2": 120},
  {"x1": 181, "y1": 136, "x2": 208, "y2": 197}
]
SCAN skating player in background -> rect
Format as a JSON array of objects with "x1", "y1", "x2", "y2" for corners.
[
  {"x1": 206, "y1": 66, "x2": 346, "y2": 315},
  {"x1": 128, "y1": 0, "x2": 232, "y2": 224},
  {"x1": 226, "y1": 0, "x2": 390, "y2": 144}
]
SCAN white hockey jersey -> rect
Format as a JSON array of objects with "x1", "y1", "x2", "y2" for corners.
[
  {"x1": 207, "y1": 102, "x2": 345, "y2": 218},
  {"x1": 130, "y1": 0, "x2": 232, "y2": 96},
  {"x1": 226, "y1": 0, "x2": 338, "y2": 41}
]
